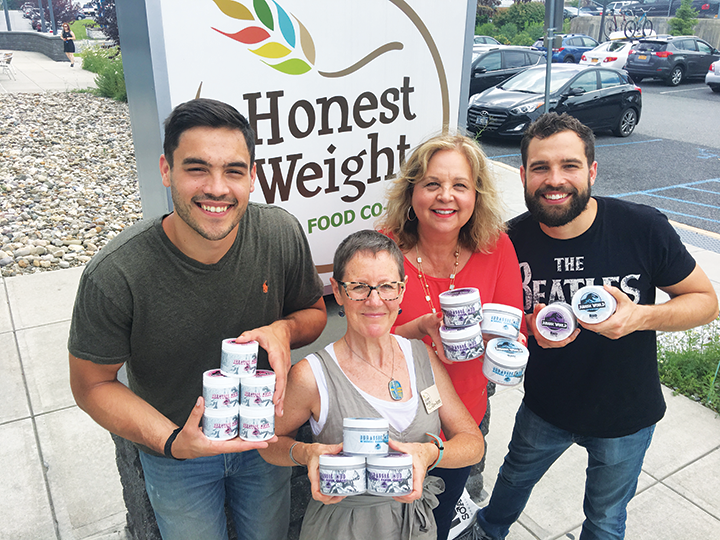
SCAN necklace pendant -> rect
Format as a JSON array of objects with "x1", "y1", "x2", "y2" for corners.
[
  {"x1": 388, "y1": 379, "x2": 403, "y2": 401},
  {"x1": 449, "y1": 284, "x2": 455, "y2": 290}
]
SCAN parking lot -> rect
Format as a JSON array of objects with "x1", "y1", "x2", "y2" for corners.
[{"x1": 477, "y1": 80, "x2": 720, "y2": 235}]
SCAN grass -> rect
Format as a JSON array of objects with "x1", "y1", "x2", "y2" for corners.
[
  {"x1": 69, "y1": 19, "x2": 98, "y2": 41},
  {"x1": 657, "y1": 317, "x2": 720, "y2": 414}
]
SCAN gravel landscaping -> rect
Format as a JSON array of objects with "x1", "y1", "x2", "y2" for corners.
[{"x1": 0, "y1": 92, "x2": 141, "y2": 277}]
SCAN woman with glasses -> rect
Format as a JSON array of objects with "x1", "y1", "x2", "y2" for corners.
[
  {"x1": 260, "y1": 229, "x2": 484, "y2": 540},
  {"x1": 377, "y1": 133, "x2": 525, "y2": 539}
]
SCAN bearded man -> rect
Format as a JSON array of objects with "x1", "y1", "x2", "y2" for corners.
[{"x1": 467, "y1": 113, "x2": 718, "y2": 540}]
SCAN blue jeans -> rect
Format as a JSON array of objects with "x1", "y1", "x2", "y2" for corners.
[
  {"x1": 139, "y1": 450, "x2": 291, "y2": 540},
  {"x1": 476, "y1": 403, "x2": 655, "y2": 540}
]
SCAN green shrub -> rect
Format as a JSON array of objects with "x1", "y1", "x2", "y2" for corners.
[
  {"x1": 475, "y1": 22, "x2": 498, "y2": 37},
  {"x1": 95, "y1": 55, "x2": 127, "y2": 102},
  {"x1": 499, "y1": 22, "x2": 519, "y2": 40},
  {"x1": 526, "y1": 23, "x2": 545, "y2": 42},
  {"x1": 79, "y1": 45, "x2": 127, "y2": 102},
  {"x1": 669, "y1": 0, "x2": 698, "y2": 35},
  {"x1": 79, "y1": 45, "x2": 115, "y2": 74},
  {"x1": 512, "y1": 31, "x2": 535, "y2": 47},
  {"x1": 494, "y1": 2, "x2": 546, "y2": 29},
  {"x1": 658, "y1": 317, "x2": 720, "y2": 414}
]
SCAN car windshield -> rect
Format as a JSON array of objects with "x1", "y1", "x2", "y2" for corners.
[{"x1": 500, "y1": 68, "x2": 579, "y2": 94}]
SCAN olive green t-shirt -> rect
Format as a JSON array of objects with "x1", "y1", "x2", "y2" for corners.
[{"x1": 68, "y1": 203, "x2": 323, "y2": 455}]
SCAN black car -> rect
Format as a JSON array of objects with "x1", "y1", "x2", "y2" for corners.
[
  {"x1": 625, "y1": 36, "x2": 720, "y2": 86},
  {"x1": 467, "y1": 64, "x2": 641, "y2": 138},
  {"x1": 469, "y1": 47, "x2": 546, "y2": 97},
  {"x1": 621, "y1": 0, "x2": 720, "y2": 17}
]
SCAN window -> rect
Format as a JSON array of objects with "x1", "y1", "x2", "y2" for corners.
[
  {"x1": 571, "y1": 71, "x2": 599, "y2": 93},
  {"x1": 697, "y1": 41, "x2": 712, "y2": 55},
  {"x1": 477, "y1": 52, "x2": 502, "y2": 71},
  {"x1": 582, "y1": 37, "x2": 598, "y2": 48},
  {"x1": 600, "y1": 70, "x2": 623, "y2": 88},
  {"x1": 505, "y1": 51, "x2": 527, "y2": 69}
]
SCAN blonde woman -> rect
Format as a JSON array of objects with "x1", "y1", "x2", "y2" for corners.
[{"x1": 378, "y1": 133, "x2": 525, "y2": 539}]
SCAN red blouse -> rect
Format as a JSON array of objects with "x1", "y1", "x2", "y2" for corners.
[{"x1": 394, "y1": 232, "x2": 525, "y2": 425}]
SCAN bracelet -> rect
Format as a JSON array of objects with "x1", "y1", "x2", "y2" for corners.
[
  {"x1": 425, "y1": 432, "x2": 444, "y2": 471},
  {"x1": 289, "y1": 442, "x2": 303, "y2": 466},
  {"x1": 163, "y1": 427, "x2": 185, "y2": 461}
]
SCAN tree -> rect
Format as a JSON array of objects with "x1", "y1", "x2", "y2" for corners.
[
  {"x1": 477, "y1": 0, "x2": 500, "y2": 25},
  {"x1": 668, "y1": 0, "x2": 698, "y2": 36},
  {"x1": 92, "y1": 0, "x2": 119, "y2": 46},
  {"x1": 494, "y1": 1, "x2": 546, "y2": 29}
]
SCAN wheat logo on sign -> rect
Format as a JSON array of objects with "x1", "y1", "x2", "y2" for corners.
[{"x1": 210, "y1": 0, "x2": 451, "y2": 127}]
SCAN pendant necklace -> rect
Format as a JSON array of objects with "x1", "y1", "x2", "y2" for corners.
[
  {"x1": 415, "y1": 243, "x2": 460, "y2": 354},
  {"x1": 344, "y1": 336, "x2": 403, "y2": 401}
]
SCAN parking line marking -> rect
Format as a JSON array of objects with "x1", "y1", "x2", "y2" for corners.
[
  {"x1": 659, "y1": 88, "x2": 703, "y2": 95},
  {"x1": 595, "y1": 138, "x2": 663, "y2": 148},
  {"x1": 627, "y1": 192, "x2": 720, "y2": 210},
  {"x1": 651, "y1": 207, "x2": 720, "y2": 224},
  {"x1": 612, "y1": 179, "x2": 720, "y2": 197}
]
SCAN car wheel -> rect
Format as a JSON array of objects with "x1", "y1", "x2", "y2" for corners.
[
  {"x1": 631, "y1": 75, "x2": 643, "y2": 83},
  {"x1": 666, "y1": 66, "x2": 683, "y2": 86},
  {"x1": 613, "y1": 108, "x2": 638, "y2": 137},
  {"x1": 711, "y1": 85, "x2": 720, "y2": 93},
  {"x1": 563, "y1": 56, "x2": 575, "y2": 63}
]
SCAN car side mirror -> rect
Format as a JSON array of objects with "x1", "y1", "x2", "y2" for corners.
[
  {"x1": 474, "y1": 67, "x2": 488, "y2": 75},
  {"x1": 567, "y1": 87, "x2": 586, "y2": 96}
]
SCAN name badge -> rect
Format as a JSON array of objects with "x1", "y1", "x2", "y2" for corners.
[{"x1": 421, "y1": 384, "x2": 442, "y2": 414}]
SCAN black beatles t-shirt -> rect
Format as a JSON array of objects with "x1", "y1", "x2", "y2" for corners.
[{"x1": 507, "y1": 197, "x2": 696, "y2": 437}]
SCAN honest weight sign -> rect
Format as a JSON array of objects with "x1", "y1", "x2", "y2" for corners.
[{"x1": 140, "y1": 0, "x2": 472, "y2": 280}]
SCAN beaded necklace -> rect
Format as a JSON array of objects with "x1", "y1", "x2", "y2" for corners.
[{"x1": 415, "y1": 244, "x2": 460, "y2": 354}]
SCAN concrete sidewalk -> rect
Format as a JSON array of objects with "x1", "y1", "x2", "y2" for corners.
[
  {"x1": 0, "y1": 49, "x2": 96, "y2": 94},
  {"x1": 1, "y1": 49, "x2": 720, "y2": 540}
]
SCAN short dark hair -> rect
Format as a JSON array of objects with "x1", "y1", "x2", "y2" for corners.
[
  {"x1": 162, "y1": 98, "x2": 256, "y2": 168},
  {"x1": 520, "y1": 113, "x2": 595, "y2": 169},
  {"x1": 333, "y1": 230, "x2": 404, "y2": 282}
]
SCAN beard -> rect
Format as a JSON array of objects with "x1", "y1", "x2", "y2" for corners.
[{"x1": 524, "y1": 176, "x2": 592, "y2": 228}]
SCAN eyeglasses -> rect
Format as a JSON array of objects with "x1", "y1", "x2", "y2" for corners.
[{"x1": 338, "y1": 281, "x2": 405, "y2": 301}]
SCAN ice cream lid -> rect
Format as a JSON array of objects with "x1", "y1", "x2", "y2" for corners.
[
  {"x1": 319, "y1": 453, "x2": 366, "y2": 466},
  {"x1": 366, "y1": 452, "x2": 412, "y2": 467},
  {"x1": 439, "y1": 287, "x2": 480, "y2": 306},
  {"x1": 343, "y1": 417, "x2": 389, "y2": 429}
]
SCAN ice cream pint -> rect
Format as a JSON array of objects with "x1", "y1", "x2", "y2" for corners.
[
  {"x1": 202, "y1": 369, "x2": 240, "y2": 410},
  {"x1": 239, "y1": 404, "x2": 275, "y2": 441},
  {"x1": 481, "y1": 303, "x2": 523, "y2": 340},
  {"x1": 203, "y1": 407, "x2": 239, "y2": 440},
  {"x1": 318, "y1": 453, "x2": 367, "y2": 496},
  {"x1": 343, "y1": 417, "x2": 389, "y2": 456},
  {"x1": 220, "y1": 339, "x2": 258, "y2": 378},
  {"x1": 240, "y1": 370, "x2": 276, "y2": 408},
  {"x1": 535, "y1": 302, "x2": 577, "y2": 341},
  {"x1": 439, "y1": 323, "x2": 485, "y2": 361},
  {"x1": 482, "y1": 338, "x2": 529, "y2": 387},
  {"x1": 366, "y1": 453, "x2": 413, "y2": 496},
  {"x1": 439, "y1": 287, "x2": 483, "y2": 328},
  {"x1": 571, "y1": 286, "x2": 617, "y2": 324}
]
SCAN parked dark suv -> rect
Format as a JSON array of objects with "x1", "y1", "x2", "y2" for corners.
[
  {"x1": 469, "y1": 47, "x2": 546, "y2": 97},
  {"x1": 625, "y1": 36, "x2": 720, "y2": 86},
  {"x1": 621, "y1": 0, "x2": 720, "y2": 18}
]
